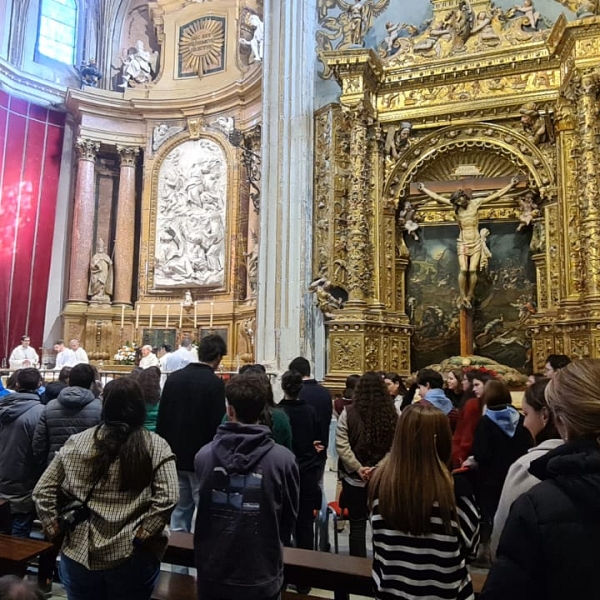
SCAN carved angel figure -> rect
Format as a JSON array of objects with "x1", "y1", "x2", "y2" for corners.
[
  {"x1": 519, "y1": 102, "x2": 547, "y2": 145},
  {"x1": 398, "y1": 199, "x2": 424, "y2": 241},
  {"x1": 511, "y1": 0, "x2": 541, "y2": 29},
  {"x1": 342, "y1": 0, "x2": 390, "y2": 47},
  {"x1": 119, "y1": 40, "x2": 158, "y2": 88},
  {"x1": 239, "y1": 14, "x2": 264, "y2": 63},
  {"x1": 516, "y1": 191, "x2": 541, "y2": 231},
  {"x1": 309, "y1": 277, "x2": 343, "y2": 319}
]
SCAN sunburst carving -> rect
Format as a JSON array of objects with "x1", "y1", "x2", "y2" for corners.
[
  {"x1": 179, "y1": 18, "x2": 225, "y2": 77},
  {"x1": 417, "y1": 149, "x2": 516, "y2": 182}
]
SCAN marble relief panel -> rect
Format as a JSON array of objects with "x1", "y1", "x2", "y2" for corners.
[{"x1": 154, "y1": 139, "x2": 227, "y2": 288}]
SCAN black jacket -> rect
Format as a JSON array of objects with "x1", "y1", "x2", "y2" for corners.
[
  {"x1": 481, "y1": 439, "x2": 600, "y2": 600},
  {"x1": 278, "y1": 398, "x2": 322, "y2": 472},
  {"x1": 298, "y1": 379, "x2": 332, "y2": 452},
  {"x1": 157, "y1": 363, "x2": 225, "y2": 471},
  {"x1": 32, "y1": 386, "x2": 102, "y2": 466}
]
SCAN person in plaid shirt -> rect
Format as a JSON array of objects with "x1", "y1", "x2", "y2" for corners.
[{"x1": 33, "y1": 377, "x2": 178, "y2": 600}]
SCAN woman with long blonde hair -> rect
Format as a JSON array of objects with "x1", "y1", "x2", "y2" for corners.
[{"x1": 369, "y1": 403, "x2": 480, "y2": 600}]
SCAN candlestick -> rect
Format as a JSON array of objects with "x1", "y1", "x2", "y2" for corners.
[
  {"x1": 120, "y1": 305, "x2": 125, "y2": 329},
  {"x1": 210, "y1": 301, "x2": 214, "y2": 328},
  {"x1": 194, "y1": 301, "x2": 198, "y2": 328},
  {"x1": 149, "y1": 304, "x2": 154, "y2": 329},
  {"x1": 179, "y1": 303, "x2": 183, "y2": 329},
  {"x1": 166, "y1": 305, "x2": 170, "y2": 329},
  {"x1": 135, "y1": 304, "x2": 140, "y2": 329}
]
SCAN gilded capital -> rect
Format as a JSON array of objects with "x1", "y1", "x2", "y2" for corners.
[
  {"x1": 75, "y1": 138, "x2": 100, "y2": 162},
  {"x1": 117, "y1": 146, "x2": 140, "y2": 167}
]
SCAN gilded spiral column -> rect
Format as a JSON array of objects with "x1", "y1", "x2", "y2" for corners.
[
  {"x1": 577, "y1": 68, "x2": 600, "y2": 300},
  {"x1": 113, "y1": 146, "x2": 139, "y2": 305},
  {"x1": 67, "y1": 138, "x2": 100, "y2": 302}
]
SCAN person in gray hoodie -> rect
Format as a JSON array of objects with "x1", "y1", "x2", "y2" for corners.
[
  {"x1": 194, "y1": 373, "x2": 299, "y2": 600},
  {"x1": 0, "y1": 368, "x2": 44, "y2": 536},
  {"x1": 32, "y1": 363, "x2": 102, "y2": 467}
]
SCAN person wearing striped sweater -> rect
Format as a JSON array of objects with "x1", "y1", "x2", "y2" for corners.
[{"x1": 369, "y1": 403, "x2": 480, "y2": 600}]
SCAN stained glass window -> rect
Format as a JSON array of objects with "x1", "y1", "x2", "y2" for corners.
[{"x1": 37, "y1": 0, "x2": 77, "y2": 64}]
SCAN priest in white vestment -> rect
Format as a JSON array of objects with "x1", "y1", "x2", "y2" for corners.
[{"x1": 9, "y1": 335, "x2": 40, "y2": 370}]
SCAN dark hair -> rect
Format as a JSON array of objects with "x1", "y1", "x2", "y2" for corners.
[
  {"x1": 226, "y1": 374, "x2": 267, "y2": 424},
  {"x1": 5, "y1": 371, "x2": 20, "y2": 391},
  {"x1": 385, "y1": 372, "x2": 407, "y2": 395},
  {"x1": 464, "y1": 368, "x2": 496, "y2": 386},
  {"x1": 128, "y1": 367, "x2": 144, "y2": 380},
  {"x1": 58, "y1": 366, "x2": 72, "y2": 383},
  {"x1": 161, "y1": 344, "x2": 173, "y2": 353},
  {"x1": 282, "y1": 370, "x2": 304, "y2": 398},
  {"x1": 199, "y1": 334, "x2": 227, "y2": 362},
  {"x1": 288, "y1": 357, "x2": 311, "y2": 378},
  {"x1": 0, "y1": 575, "x2": 45, "y2": 600},
  {"x1": 352, "y1": 371, "x2": 398, "y2": 462},
  {"x1": 342, "y1": 387, "x2": 355, "y2": 400},
  {"x1": 482, "y1": 379, "x2": 512, "y2": 408},
  {"x1": 417, "y1": 368, "x2": 444, "y2": 390},
  {"x1": 21, "y1": 335, "x2": 30, "y2": 342},
  {"x1": 137, "y1": 366, "x2": 161, "y2": 405},
  {"x1": 545, "y1": 354, "x2": 571, "y2": 371},
  {"x1": 55, "y1": 339, "x2": 64, "y2": 346},
  {"x1": 523, "y1": 379, "x2": 558, "y2": 442},
  {"x1": 90, "y1": 378, "x2": 153, "y2": 493},
  {"x1": 239, "y1": 363, "x2": 266, "y2": 375},
  {"x1": 17, "y1": 368, "x2": 40, "y2": 392},
  {"x1": 345, "y1": 374, "x2": 360, "y2": 390},
  {"x1": 69, "y1": 363, "x2": 96, "y2": 389}
]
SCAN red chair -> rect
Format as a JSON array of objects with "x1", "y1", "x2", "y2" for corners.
[{"x1": 327, "y1": 501, "x2": 349, "y2": 554}]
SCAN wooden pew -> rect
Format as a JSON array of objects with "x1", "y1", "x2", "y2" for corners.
[
  {"x1": 0, "y1": 534, "x2": 53, "y2": 577},
  {"x1": 160, "y1": 532, "x2": 487, "y2": 599}
]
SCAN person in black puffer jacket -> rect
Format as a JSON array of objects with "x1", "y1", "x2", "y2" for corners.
[
  {"x1": 481, "y1": 359, "x2": 600, "y2": 600},
  {"x1": 32, "y1": 363, "x2": 102, "y2": 467},
  {"x1": 40, "y1": 366, "x2": 71, "y2": 405}
]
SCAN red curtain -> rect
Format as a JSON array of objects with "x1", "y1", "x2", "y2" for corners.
[{"x1": 0, "y1": 90, "x2": 65, "y2": 366}]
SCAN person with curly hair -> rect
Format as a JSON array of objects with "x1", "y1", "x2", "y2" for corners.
[{"x1": 336, "y1": 371, "x2": 398, "y2": 557}]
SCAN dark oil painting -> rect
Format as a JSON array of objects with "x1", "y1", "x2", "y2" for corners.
[{"x1": 406, "y1": 222, "x2": 536, "y2": 372}]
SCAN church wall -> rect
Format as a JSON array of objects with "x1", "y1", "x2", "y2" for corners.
[{"x1": 0, "y1": 89, "x2": 65, "y2": 364}]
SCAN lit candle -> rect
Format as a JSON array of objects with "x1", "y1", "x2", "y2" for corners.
[
  {"x1": 179, "y1": 303, "x2": 183, "y2": 329},
  {"x1": 166, "y1": 305, "x2": 170, "y2": 329},
  {"x1": 120, "y1": 305, "x2": 125, "y2": 329},
  {"x1": 149, "y1": 304, "x2": 154, "y2": 328},
  {"x1": 194, "y1": 301, "x2": 198, "y2": 328},
  {"x1": 135, "y1": 304, "x2": 140, "y2": 329},
  {"x1": 210, "y1": 301, "x2": 214, "y2": 328}
]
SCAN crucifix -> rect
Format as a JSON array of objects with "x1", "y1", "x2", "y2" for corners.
[{"x1": 415, "y1": 175, "x2": 520, "y2": 354}]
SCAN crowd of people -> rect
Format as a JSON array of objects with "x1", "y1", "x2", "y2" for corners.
[{"x1": 1, "y1": 345, "x2": 600, "y2": 600}]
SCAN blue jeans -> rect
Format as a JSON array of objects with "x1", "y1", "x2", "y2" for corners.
[
  {"x1": 59, "y1": 551, "x2": 160, "y2": 600},
  {"x1": 11, "y1": 511, "x2": 35, "y2": 537},
  {"x1": 170, "y1": 470, "x2": 199, "y2": 533}
]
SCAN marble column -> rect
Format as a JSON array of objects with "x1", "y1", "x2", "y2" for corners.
[
  {"x1": 67, "y1": 138, "x2": 100, "y2": 302},
  {"x1": 113, "y1": 146, "x2": 139, "y2": 305},
  {"x1": 256, "y1": 0, "x2": 318, "y2": 374}
]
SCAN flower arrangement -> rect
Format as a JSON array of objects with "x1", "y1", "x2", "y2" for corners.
[{"x1": 114, "y1": 343, "x2": 138, "y2": 366}]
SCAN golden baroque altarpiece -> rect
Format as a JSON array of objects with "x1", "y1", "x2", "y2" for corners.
[{"x1": 314, "y1": 0, "x2": 600, "y2": 384}]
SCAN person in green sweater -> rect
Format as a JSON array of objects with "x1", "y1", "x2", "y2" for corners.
[
  {"x1": 222, "y1": 365, "x2": 292, "y2": 450},
  {"x1": 136, "y1": 366, "x2": 161, "y2": 432}
]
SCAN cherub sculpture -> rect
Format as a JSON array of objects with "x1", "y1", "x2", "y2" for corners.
[
  {"x1": 308, "y1": 277, "x2": 344, "y2": 319},
  {"x1": 516, "y1": 191, "x2": 541, "y2": 231}
]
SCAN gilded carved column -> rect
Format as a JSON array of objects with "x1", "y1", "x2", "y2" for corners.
[
  {"x1": 577, "y1": 68, "x2": 600, "y2": 300},
  {"x1": 67, "y1": 138, "x2": 100, "y2": 302},
  {"x1": 344, "y1": 101, "x2": 372, "y2": 305},
  {"x1": 113, "y1": 146, "x2": 139, "y2": 305}
]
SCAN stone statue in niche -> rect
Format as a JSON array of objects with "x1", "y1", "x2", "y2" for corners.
[
  {"x1": 154, "y1": 139, "x2": 227, "y2": 288},
  {"x1": 239, "y1": 14, "x2": 264, "y2": 63},
  {"x1": 416, "y1": 175, "x2": 520, "y2": 309},
  {"x1": 76, "y1": 59, "x2": 103, "y2": 88},
  {"x1": 384, "y1": 122, "x2": 412, "y2": 159},
  {"x1": 88, "y1": 239, "x2": 113, "y2": 303},
  {"x1": 119, "y1": 40, "x2": 158, "y2": 88},
  {"x1": 153, "y1": 123, "x2": 185, "y2": 152}
]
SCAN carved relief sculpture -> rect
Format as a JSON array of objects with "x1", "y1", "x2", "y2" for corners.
[
  {"x1": 516, "y1": 191, "x2": 541, "y2": 231},
  {"x1": 153, "y1": 123, "x2": 185, "y2": 152},
  {"x1": 416, "y1": 176, "x2": 520, "y2": 308},
  {"x1": 119, "y1": 40, "x2": 158, "y2": 88},
  {"x1": 309, "y1": 277, "x2": 344, "y2": 319},
  {"x1": 88, "y1": 239, "x2": 113, "y2": 303},
  {"x1": 154, "y1": 139, "x2": 227, "y2": 288}
]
